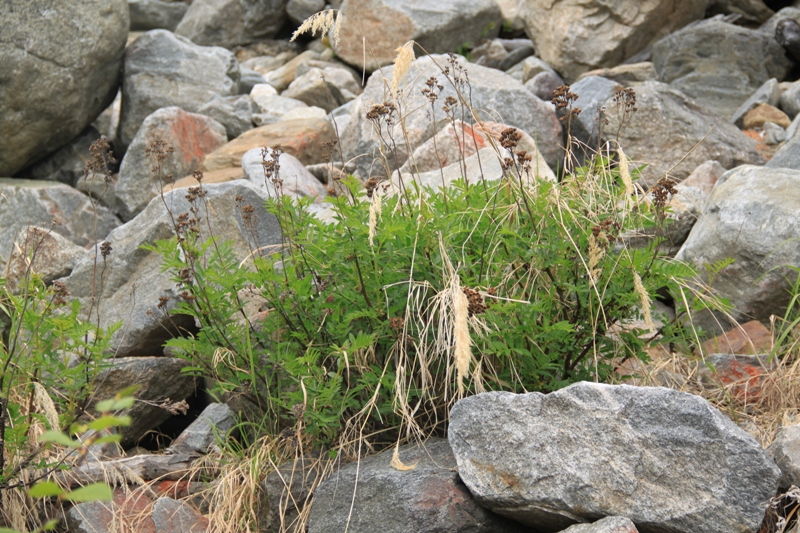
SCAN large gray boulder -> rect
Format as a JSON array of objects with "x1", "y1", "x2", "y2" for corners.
[
  {"x1": 333, "y1": 0, "x2": 503, "y2": 71},
  {"x1": 0, "y1": 179, "x2": 120, "y2": 264},
  {"x1": 21, "y1": 126, "x2": 103, "y2": 186},
  {"x1": 341, "y1": 54, "x2": 562, "y2": 180},
  {"x1": 175, "y1": 0, "x2": 288, "y2": 48},
  {"x1": 308, "y1": 439, "x2": 527, "y2": 533},
  {"x1": 767, "y1": 425, "x2": 800, "y2": 490},
  {"x1": 449, "y1": 382, "x2": 780, "y2": 533},
  {"x1": 766, "y1": 127, "x2": 800, "y2": 169},
  {"x1": 519, "y1": 0, "x2": 707, "y2": 82},
  {"x1": 116, "y1": 107, "x2": 227, "y2": 221},
  {"x1": 61, "y1": 180, "x2": 282, "y2": 358},
  {"x1": 676, "y1": 165, "x2": 800, "y2": 335},
  {"x1": 0, "y1": 0, "x2": 128, "y2": 175},
  {"x1": 601, "y1": 81, "x2": 764, "y2": 186},
  {"x1": 117, "y1": 30, "x2": 240, "y2": 150},
  {"x1": 568, "y1": 76, "x2": 621, "y2": 146},
  {"x1": 651, "y1": 19, "x2": 791, "y2": 119}
]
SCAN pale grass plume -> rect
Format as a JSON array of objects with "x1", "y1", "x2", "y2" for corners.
[
  {"x1": 33, "y1": 381, "x2": 60, "y2": 431},
  {"x1": 290, "y1": 9, "x2": 342, "y2": 47},
  {"x1": 391, "y1": 41, "x2": 416, "y2": 100},
  {"x1": 587, "y1": 234, "x2": 604, "y2": 285},
  {"x1": 633, "y1": 270, "x2": 654, "y2": 331},
  {"x1": 368, "y1": 189, "x2": 382, "y2": 247},
  {"x1": 452, "y1": 274, "x2": 472, "y2": 395}
]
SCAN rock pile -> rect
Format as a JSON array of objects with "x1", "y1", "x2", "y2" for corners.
[{"x1": 8, "y1": 0, "x2": 800, "y2": 531}]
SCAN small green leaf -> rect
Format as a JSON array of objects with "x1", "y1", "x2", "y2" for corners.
[
  {"x1": 39, "y1": 430, "x2": 78, "y2": 447},
  {"x1": 28, "y1": 481, "x2": 65, "y2": 498},
  {"x1": 92, "y1": 435, "x2": 123, "y2": 445},
  {"x1": 61, "y1": 483, "x2": 113, "y2": 503},
  {"x1": 87, "y1": 415, "x2": 131, "y2": 432}
]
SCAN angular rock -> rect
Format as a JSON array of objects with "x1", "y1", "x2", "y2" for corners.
[
  {"x1": 333, "y1": 0, "x2": 503, "y2": 71},
  {"x1": 763, "y1": 121, "x2": 788, "y2": 144},
  {"x1": 525, "y1": 71, "x2": 565, "y2": 102},
  {"x1": 499, "y1": 45, "x2": 535, "y2": 72},
  {"x1": 569, "y1": 76, "x2": 621, "y2": 146},
  {"x1": 250, "y1": 88, "x2": 310, "y2": 125},
  {"x1": 151, "y1": 497, "x2": 208, "y2": 533},
  {"x1": 240, "y1": 68, "x2": 267, "y2": 95},
  {"x1": 198, "y1": 95, "x2": 255, "y2": 140},
  {"x1": 341, "y1": 54, "x2": 562, "y2": 180},
  {"x1": 4, "y1": 226, "x2": 89, "y2": 293},
  {"x1": 578, "y1": 63, "x2": 658, "y2": 85},
  {"x1": 449, "y1": 382, "x2": 780, "y2": 533},
  {"x1": 652, "y1": 19, "x2": 791, "y2": 119},
  {"x1": 0, "y1": 0, "x2": 128, "y2": 175},
  {"x1": 61, "y1": 181, "x2": 282, "y2": 357},
  {"x1": 117, "y1": 107, "x2": 227, "y2": 221},
  {"x1": 471, "y1": 40, "x2": 510, "y2": 70},
  {"x1": 20, "y1": 126, "x2": 103, "y2": 186},
  {"x1": 520, "y1": 1, "x2": 707, "y2": 82},
  {"x1": 129, "y1": 0, "x2": 188, "y2": 31},
  {"x1": 175, "y1": 0, "x2": 287, "y2": 48},
  {"x1": 697, "y1": 353, "x2": 775, "y2": 403},
  {"x1": 780, "y1": 79, "x2": 800, "y2": 120},
  {"x1": 92, "y1": 357, "x2": 197, "y2": 447},
  {"x1": 263, "y1": 50, "x2": 320, "y2": 92},
  {"x1": 0, "y1": 179, "x2": 120, "y2": 263},
  {"x1": 282, "y1": 67, "x2": 358, "y2": 113},
  {"x1": 601, "y1": 81, "x2": 764, "y2": 186},
  {"x1": 732, "y1": 78, "x2": 782, "y2": 127},
  {"x1": 308, "y1": 439, "x2": 527, "y2": 533},
  {"x1": 168, "y1": 403, "x2": 235, "y2": 454},
  {"x1": 241, "y1": 148, "x2": 328, "y2": 200},
  {"x1": 767, "y1": 123, "x2": 800, "y2": 168},
  {"x1": 681, "y1": 160, "x2": 726, "y2": 195},
  {"x1": 767, "y1": 425, "x2": 800, "y2": 489},
  {"x1": 676, "y1": 166, "x2": 800, "y2": 333},
  {"x1": 66, "y1": 489, "x2": 156, "y2": 533},
  {"x1": 743, "y1": 104, "x2": 791, "y2": 129},
  {"x1": 118, "y1": 30, "x2": 240, "y2": 149},
  {"x1": 203, "y1": 118, "x2": 336, "y2": 171},
  {"x1": 241, "y1": 51, "x2": 298, "y2": 76},
  {"x1": 558, "y1": 517, "x2": 639, "y2": 533},
  {"x1": 774, "y1": 13, "x2": 800, "y2": 62},
  {"x1": 287, "y1": 0, "x2": 326, "y2": 25}
]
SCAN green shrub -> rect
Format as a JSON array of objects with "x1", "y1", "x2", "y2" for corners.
[{"x1": 149, "y1": 143, "x2": 702, "y2": 452}]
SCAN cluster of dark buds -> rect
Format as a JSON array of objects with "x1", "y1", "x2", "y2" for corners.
[
  {"x1": 591, "y1": 218, "x2": 622, "y2": 248},
  {"x1": 86, "y1": 138, "x2": 116, "y2": 185},
  {"x1": 500, "y1": 127, "x2": 522, "y2": 151},
  {"x1": 100, "y1": 241, "x2": 112, "y2": 259},
  {"x1": 365, "y1": 102, "x2": 397, "y2": 126},
  {"x1": 463, "y1": 287, "x2": 495, "y2": 317},
  {"x1": 552, "y1": 85, "x2": 582, "y2": 123},
  {"x1": 51, "y1": 280, "x2": 70, "y2": 307},
  {"x1": 364, "y1": 177, "x2": 379, "y2": 198},
  {"x1": 262, "y1": 146, "x2": 283, "y2": 192},
  {"x1": 613, "y1": 88, "x2": 638, "y2": 114},
  {"x1": 422, "y1": 76, "x2": 444, "y2": 104},
  {"x1": 389, "y1": 316, "x2": 405, "y2": 332},
  {"x1": 321, "y1": 139, "x2": 338, "y2": 162},
  {"x1": 651, "y1": 178, "x2": 678, "y2": 208}
]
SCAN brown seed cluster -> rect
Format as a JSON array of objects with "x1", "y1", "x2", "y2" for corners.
[
  {"x1": 651, "y1": 178, "x2": 678, "y2": 208},
  {"x1": 591, "y1": 219, "x2": 622, "y2": 247},
  {"x1": 51, "y1": 280, "x2": 69, "y2": 307},
  {"x1": 366, "y1": 102, "x2": 397, "y2": 125},
  {"x1": 422, "y1": 76, "x2": 444, "y2": 104},
  {"x1": 389, "y1": 316, "x2": 405, "y2": 332},
  {"x1": 613, "y1": 87, "x2": 638, "y2": 114},
  {"x1": 552, "y1": 85, "x2": 582, "y2": 123},
  {"x1": 100, "y1": 241, "x2": 112, "y2": 259},
  {"x1": 463, "y1": 287, "x2": 494, "y2": 317}
]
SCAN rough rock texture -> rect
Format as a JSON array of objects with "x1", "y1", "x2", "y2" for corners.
[
  {"x1": 3, "y1": 226, "x2": 89, "y2": 293},
  {"x1": 129, "y1": 0, "x2": 188, "y2": 31},
  {"x1": 0, "y1": 179, "x2": 120, "y2": 263},
  {"x1": 198, "y1": 94, "x2": 256, "y2": 140},
  {"x1": 519, "y1": 0, "x2": 707, "y2": 82},
  {"x1": 525, "y1": 71, "x2": 565, "y2": 102},
  {"x1": 116, "y1": 107, "x2": 228, "y2": 221},
  {"x1": 241, "y1": 148, "x2": 328, "y2": 200},
  {"x1": 578, "y1": 63, "x2": 658, "y2": 85},
  {"x1": 743, "y1": 103, "x2": 791, "y2": 129},
  {"x1": 175, "y1": 0, "x2": 287, "y2": 48},
  {"x1": 568, "y1": 76, "x2": 621, "y2": 146},
  {"x1": 449, "y1": 383, "x2": 780, "y2": 533},
  {"x1": 308, "y1": 439, "x2": 528, "y2": 533},
  {"x1": 203, "y1": 118, "x2": 336, "y2": 170},
  {"x1": 558, "y1": 517, "x2": 639, "y2": 533},
  {"x1": 341, "y1": 54, "x2": 562, "y2": 180},
  {"x1": 767, "y1": 425, "x2": 800, "y2": 490},
  {"x1": 287, "y1": 0, "x2": 326, "y2": 25},
  {"x1": 66, "y1": 489, "x2": 156, "y2": 533},
  {"x1": 601, "y1": 81, "x2": 764, "y2": 186},
  {"x1": 766, "y1": 127, "x2": 800, "y2": 168},
  {"x1": 696, "y1": 353, "x2": 775, "y2": 403},
  {"x1": 61, "y1": 181, "x2": 282, "y2": 357},
  {"x1": 117, "y1": 30, "x2": 240, "y2": 149},
  {"x1": 780, "y1": 79, "x2": 800, "y2": 119},
  {"x1": 333, "y1": 0, "x2": 503, "y2": 71},
  {"x1": 263, "y1": 456, "x2": 325, "y2": 532},
  {"x1": 151, "y1": 497, "x2": 208, "y2": 533},
  {"x1": 707, "y1": 0, "x2": 774, "y2": 25},
  {"x1": 682, "y1": 160, "x2": 726, "y2": 194},
  {"x1": 283, "y1": 66, "x2": 360, "y2": 112},
  {"x1": 168, "y1": 403, "x2": 235, "y2": 454},
  {"x1": 676, "y1": 166, "x2": 800, "y2": 334},
  {"x1": 701, "y1": 320, "x2": 773, "y2": 356},
  {"x1": 92, "y1": 357, "x2": 197, "y2": 447},
  {"x1": 651, "y1": 19, "x2": 791, "y2": 119},
  {"x1": 0, "y1": 0, "x2": 128, "y2": 175}
]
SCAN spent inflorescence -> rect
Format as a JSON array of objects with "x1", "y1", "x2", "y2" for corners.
[
  {"x1": 613, "y1": 87, "x2": 638, "y2": 114},
  {"x1": 51, "y1": 280, "x2": 70, "y2": 307},
  {"x1": 261, "y1": 147, "x2": 284, "y2": 195},
  {"x1": 364, "y1": 177, "x2": 379, "y2": 198},
  {"x1": 421, "y1": 76, "x2": 444, "y2": 104},
  {"x1": 85, "y1": 137, "x2": 116, "y2": 185},
  {"x1": 462, "y1": 287, "x2": 494, "y2": 317},
  {"x1": 651, "y1": 178, "x2": 678, "y2": 208},
  {"x1": 552, "y1": 85, "x2": 582, "y2": 123},
  {"x1": 591, "y1": 218, "x2": 622, "y2": 248},
  {"x1": 365, "y1": 102, "x2": 397, "y2": 126},
  {"x1": 100, "y1": 241, "x2": 112, "y2": 259}
]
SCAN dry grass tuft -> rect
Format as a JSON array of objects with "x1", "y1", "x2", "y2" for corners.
[{"x1": 290, "y1": 10, "x2": 342, "y2": 47}]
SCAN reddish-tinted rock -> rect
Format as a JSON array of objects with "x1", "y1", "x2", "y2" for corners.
[
  {"x1": 67, "y1": 487, "x2": 157, "y2": 533},
  {"x1": 698, "y1": 353, "x2": 776, "y2": 403},
  {"x1": 701, "y1": 320, "x2": 773, "y2": 356},
  {"x1": 151, "y1": 497, "x2": 208, "y2": 533}
]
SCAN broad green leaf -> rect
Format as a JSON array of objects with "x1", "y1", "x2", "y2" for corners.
[
  {"x1": 39, "y1": 430, "x2": 77, "y2": 448},
  {"x1": 87, "y1": 415, "x2": 131, "y2": 432},
  {"x1": 28, "y1": 481, "x2": 65, "y2": 498},
  {"x1": 61, "y1": 483, "x2": 113, "y2": 502}
]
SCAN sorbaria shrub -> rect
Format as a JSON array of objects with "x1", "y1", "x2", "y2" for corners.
[{"x1": 149, "y1": 136, "x2": 703, "y2": 453}]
